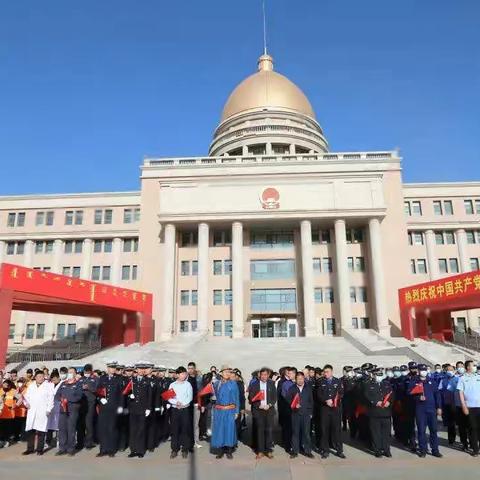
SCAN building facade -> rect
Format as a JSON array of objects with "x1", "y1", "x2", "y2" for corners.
[{"x1": 2, "y1": 54, "x2": 480, "y2": 348}]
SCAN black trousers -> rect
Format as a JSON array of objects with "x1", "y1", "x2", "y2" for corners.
[
  {"x1": 117, "y1": 412, "x2": 129, "y2": 451},
  {"x1": 313, "y1": 410, "x2": 322, "y2": 447},
  {"x1": 279, "y1": 409, "x2": 292, "y2": 451},
  {"x1": 252, "y1": 409, "x2": 274, "y2": 454},
  {"x1": 369, "y1": 416, "x2": 392, "y2": 454},
  {"x1": 467, "y1": 407, "x2": 480, "y2": 454},
  {"x1": 0, "y1": 419, "x2": 13, "y2": 442},
  {"x1": 12, "y1": 417, "x2": 26, "y2": 441},
  {"x1": 129, "y1": 413, "x2": 147, "y2": 455},
  {"x1": 97, "y1": 406, "x2": 119, "y2": 454},
  {"x1": 59, "y1": 403, "x2": 81, "y2": 453},
  {"x1": 455, "y1": 406, "x2": 469, "y2": 448},
  {"x1": 291, "y1": 413, "x2": 312, "y2": 454},
  {"x1": 26, "y1": 429, "x2": 46, "y2": 452},
  {"x1": 443, "y1": 404, "x2": 457, "y2": 444},
  {"x1": 170, "y1": 408, "x2": 192, "y2": 452},
  {"x1": 320, "y1": 406, "x2": 342, "y2": 453}
]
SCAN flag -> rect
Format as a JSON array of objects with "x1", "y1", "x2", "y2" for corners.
[
  {"x1": 410, "y1": 383, "x2": 424, "y2": 395},
  {"x1": 198, "y1": 383, "x2": 214, "y2": 397},
  {"x1": 96, "y1": 387, "x2": 106, "y2": 398},
  {"x1": 354, "y1": 404, "x2": 367, "y2": 419},
  {"x1": 251, "y1": 390, "x2": 265, "y2": 403},
  {"x1": 332, "y1": 392, "x2": 340, "y2": 408},
  {"x1": 161, "y1": 389, "x2": 176, "y2": 401},
  {"x1": 60, "y1": 397, "x2": 68, "y2": 413},
  {"x1": 122, "y1": 380, "x2": 133, "y2": 396},
  {"x1": 290, "y1": 392, "x2": 301, "y2": 409},
  {"x1": 381, "y1": 391, "x2": 393, "y2": 408}
]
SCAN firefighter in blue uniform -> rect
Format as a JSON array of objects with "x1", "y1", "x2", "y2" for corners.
[{"x1": 408, "y1": 363, "x2": 443, "y2": 458}]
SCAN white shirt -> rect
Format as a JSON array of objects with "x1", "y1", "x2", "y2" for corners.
[
  {"x1": 169, "y1": 380, "x2": 193, "y2": 408},
  {"x1": 259, "y1": 380, "x2": 268, "y2": 407}
]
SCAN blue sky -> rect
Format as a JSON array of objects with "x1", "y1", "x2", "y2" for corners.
[{"x1": 0, "y1": 1, "x2": 479, "y2": 194}]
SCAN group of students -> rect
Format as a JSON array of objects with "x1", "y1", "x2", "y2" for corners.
[{"x1": 1, "y1": 358, "x2": 480, "y2": 460}]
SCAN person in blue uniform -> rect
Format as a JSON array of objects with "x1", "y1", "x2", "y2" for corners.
[
  {"x1": 408, "y1": 363, "x2": 442, "y2": 458},
  {"x1": 364, "y1": 367, "x2": 394, "y2": 457},
  {"x1": 96, "y1": 361, "x2": 124, "y2": 457},
  {"x1": 286, "y1": 371, "x2": 314, "y2": 459},
  {"x1": 316, "y1": 364, "x2": 345, "y2": 459},
  {"x1": 210, "y1": 366, "x2": 240, "y2": 459},
  {"x1": 438, "y1": 364, "x2": 457, "y2": 445},
  {"x1": 56, "y1": 367, "x2": 83, "y2": 456}
]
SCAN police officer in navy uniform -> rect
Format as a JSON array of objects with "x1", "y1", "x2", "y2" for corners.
[
  {"x1": 117, "y1": 365, "x2": 133, "y2": 452},
  {"x1": 127, "y1": 361, "x2": 153, "y2": 458},
  {"x1": 404, "y1": 361, "x2": 419, "y2": 451},
  {"x1": 341, "y1": 366, "x2": 356, "y2": 433},
  {"x1": 77, "y1": 363, "x2": 98, "y2": 450},
  {"x1": 316, "y1": 364, "x2": 345, "y2": 459},
  {"x1": 391, "y1": 365, "x2": 407, "y2": 442},
  {"x1": 364, "y1": 367, "x2": 394, "y2": 457},
  {"x1": 146, "y1": 364, "x2": 160, "y2": 452},
  {"x1": 408, "y1": 363, "x2": 443, "y2": 458},
  {"x1": 96, "y1": 361, "x2": 124, "y2": 457}
]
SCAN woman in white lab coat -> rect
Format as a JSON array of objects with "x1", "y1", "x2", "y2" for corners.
[{"x1": 23, "y1": 371, "x2": 54, "y2": 455}]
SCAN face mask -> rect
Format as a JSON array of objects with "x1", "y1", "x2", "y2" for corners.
[
  {"x1": 17, "y1": 382, "x2": 24, "y2": 387},
  {"x1": 401, "y1": 371, "x2": 408, "y2": 376},
  {"x1": 375, "y1": 375, "x2": 383, "y2": 383},
  {"x1": 447, "y1": 371, "x2": 454, "y2": 377},
  {"x1": 60, "y1": 373, "x2": 67, "y2": 380},
  {"x1": 435, "y1": 368, "x2": 442, "y2": 374},
  {"x1": 457, "y1": 367, "x2": 465, "y2": 375},
  {"x1": 355, "y1": 373, "x2": 363, "y2": 378},
  {"x1": 67, "y1": 373, "x2": 74, "y2": 381},
  {"x1": 419, "y1": 371, "x2": 428, "y2": 378},
  {"x1": 393, "y1": 371, "x2": 401, "y2": 378},
  {"x1": 386, "y1": 371, "x2": 394, "y2": 379},
  {"x1": 347, "y1": 371, "x2": 354, "y2": 378},
  {"x1": 84, "y1": 373, "x2": 91, "y2": 378}
]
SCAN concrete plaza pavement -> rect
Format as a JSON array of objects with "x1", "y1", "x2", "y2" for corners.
[{"x1": 0, "y1": 429, "x2": 479, "y2": 480}]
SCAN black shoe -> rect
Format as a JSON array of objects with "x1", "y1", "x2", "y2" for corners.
[
  {"x1": 290, "y1": 452, "x2": 298, "y2": 459},
  {"x1": 432, "y1": 451, "x2": 443, "y2": 458},
  {"x1": 384, "y1": 451, "x2": 392, "y2": 458},
  {"x1": 86, "y1": 445, "x2": 96, "y2": 450},
  {"x1": 216, "y1": 452, "x2": 224, "y2": 459},
  {"x1": 418, "y1": 451, "x2": 426, "y2": 458},
  {"x1": 471, "y1": 452, "x2": 479, "y2": 457},
  {"x1": 321, "y1": 452, "x2": 329, "y2": 459},
  {"x1": 22, "y1": 450, "x2": 35, "y2": 456},
  {"x1": 226, "y1": 452, "x2": 233, "y2": 460},
  {"x1": 337, "y1": 451, "x2": 346, "y2": 459},
  {"x1": 138, "y1": 454, "x2": 144, "y2": 458},
  {"x1": 305, "y1": 453, "x2": 314, "y2": 459},
  {"x1": 55, "y1": 451, "x2": 67, "y2": 456},
  {"x1": 148, "y1": 448, "x2": 155, "y2": 453},
  {"x1": 182, "y1": 450, "x2": 188, "y2": 459},
  {"x1": 374, "y1": 451, "x2": 382, "y2": 458},
  {"x1": 170, "y1": 451, "x2": 178, "y2": 459},
  {"x1": 128, "y1": 452, "x2": 137, "y2": 458},
  {"x1": 96, "y1": 452, "x2": 105, "y2": 457},
  {"x1": 68, "y1": 452, "x2": 76, "y2": 457},
  {"x1": 37, "y1": 451, "x2": 44, "y2": 456},
  {"x1": 108, "y1": 453, "x2": 115, "y2": 458}
]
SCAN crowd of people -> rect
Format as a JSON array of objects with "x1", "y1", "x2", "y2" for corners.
[{"x1": 1, "y1": 359, "x2": 480, "y2": 461}]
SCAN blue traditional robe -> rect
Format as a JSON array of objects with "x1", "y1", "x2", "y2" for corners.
[{"x1": 211, "y1": 380, "x2": 240, "y2": 448}]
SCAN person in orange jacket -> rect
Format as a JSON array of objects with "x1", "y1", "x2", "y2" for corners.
[{"x1": 0, "y1": 379, "x2": 17, "y2": 446}]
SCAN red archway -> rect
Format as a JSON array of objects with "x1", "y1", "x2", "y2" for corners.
[
  {"x1": 0, "y1": 263, "x2": 153, "y2": 369},
  {"x1": 399, "y1": 270, "x2": 480, "y2": 342}
]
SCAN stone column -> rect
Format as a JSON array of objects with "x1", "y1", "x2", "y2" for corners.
[
  {"x1": 81, "y1": 239, "x2": 93, "y2": 279},
  {"x1": 300, "y1": 220, "x2": 316, "y2": 336},
  {"x1": 266, "y1": 142, "x2": 273, "y2": 155},
  {"x1": 161, "y1": 224, "x2": 176, "y2": 339},
  {"x1": 289, "y1": 144, "x2": 295, "y2": 155},
  {"x1": 425, "y1": 229, "x2": 439, "y2": 280},
  {"x1": 232, "y1": 222, "x2": 244, "y2": 338},
  {"x1": 111, "y1": 237, "x2": 123, "y2": 284},
  {"x1": 456, "y1": 229, "x2": 478, "y2": 329},
  {"x1": 368, "y1": 218, "x2": 390, "y2": 336},
  {"x1": 242, "y1": 145, "x2": 248, "y2": 156},
  {"x1": 197, "y1": 223, "x2": 209, "y2": 334},
  {"x1": 334, "y1": 219, "x2": 351, "y2": 335}
]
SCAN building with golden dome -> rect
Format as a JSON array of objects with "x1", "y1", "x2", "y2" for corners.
[{"x1": 1, "y1": 53, "x2": 480, "y2": 348}]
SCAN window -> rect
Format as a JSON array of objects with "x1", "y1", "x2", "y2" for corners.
[
  {"x1": 94, "y1": 239, "x2": 112, "y2": 253},
  {"x1": 91, "y1": 266, "x2": 101, "y2": 280},
  {"x1": 56, "y1": 323, "x2": 66, "y2": 339},
  {"x1": 449, "y1": 258, "x2": 459, "y2": 273},
  {"x1": 213, "y1": 320, "x2": 222, "y2": 336},
  {"x1": 250, "y1": 289, "x2": 297, "y2": 312},
  {"x1": 62, "y1": 266, "x2": 70, "y2": 276},
  {"x1": 435, "y1": 231, "x2": 445, "y2": 245},
  {"x1": 64, "y1": 240, "x2": 83, "y2": 254},
  {"x1": 313, "y1": 258, "x2": 321, "y2": 273},
  {"x1": 181, "y1": 261, "x2": 190, "y2": 276},
  {"x1": 36, "y1": 324, "x2": 45, "y2": 339},
  {"x1": 45, "y1": 211, "x2": 54, "y2": 225},
  {"x1": 350, "y1": 287, "x2": 357, "y2": 303},
  {"x1": 314, "y1": 287, "x2": 334, "y2": 303},
  {"x1": 444, "y1": 200, "x2": 454, "y2": 215},
  {"x1": 411, "y1": 259, "x2": 427, "y2": 274},
  {"x1": 213, "y1": 260, "x2": 223, "y2": 275},
  {"x1": 8, "y1": 324, "x2": 15, "y2": 339},
  {"x1": 313, "y1": 257, "x2": 332, "y2": 273},
  {"x1": 213, "y1": 230, "x2": 231, "y2": 246},
  {"x1": 348, "y1": 257, "x2": 365, "y2": 272},
  {"x1": 358, "y1": 287, "x2": 368, "y2": 303},
  {"x1": 191, "y1": 290, "x2": 198, "y2": 306},
  {"x1": 476, "y1": 200, "x2": 480, "y2": 214},
  {"x1": 404, "y1": 201, "x2": 422, "y2": 216},
  {"x1": 465, "y1": 200, "x2": 474, "y2": 215},
  {"x1": 7, "y1": 212, "x2": 25, "y2": 227},
  {"x1": 180, "y1": 321, "x2": 189, "y2": 333},
  {"x1": 434, "y1": 200, "x2": 453, "y2": 216},
  {"x1": 314, "y1": 288, "x2": 323, "y2": 303},
  {"x1": 123, "y1": 208, "x2": 141, "y2": 224},
  {"x1": 438, "y1": 258, "x2": 458, "y2": 274},
  {"x1": 408, "y1": 232, "x2": 424, "y2": 245},
  {"x1": 346, "y1": 228, "x2": 364, "y2": 243},
  {"x1": 466, "y1": 231, "x2": 480, "y2": 244},
  {"x1": 6, "y1": 242, "x2": 15, "y2": 255},
  {"x1": 250, "y1": 259, "x2": 295, "y2": 280},
  {"x1": 35, "y1": 241, "x2": 43, "y2": 254},
  {"x1": 224, "y1": 320, "x2": 233, "y2": 338},
  {"x1": 25, "y1": 324, "x2": 35, "y2": 339},
  {"x1": 433, "y1": 201, "x2": 443, "y2": 216},
  {"x1": 250, "y1": 230, "x2": 294, "y2": 248},
  {"x1": 36, "y1": 212, "x2": 44, "y2": 226},
  {"x1": 191, "y1": 320, "x2": 198, "y2": 332},
  {"x1": 312, "y1": 229, "x2": 331, "y2": 244},
  {"x1": 224, "y1": 290, "x2": 232, "y2": 305},
  {"x1": 121, "y1": 265, "x2": 138, "y2": 281},
  {"x1": 72, "y1": 266, "x2": 81, "y2": 278},
  {"x1": 325, "y1": 318, "x2": 336, "y2": 336},
  {"x1": 213, "y1": 290, "x2": 223, "y2": 306},
  {"x1": 101, "y1": 266, "x2": 111, "y2": 281},
  {"x1": 181, "y1": 290, "x2": 190, "y2": 306},
  {"x1": 192, "y1": 261, "x2": 198, "y2": 275},
  {"x1": 438, "y1": 259, "x2": 448, "y2": 274},
  {"x1": 65, "y1": 210, "x2": 83, "y2": 225},
  {"x1": 123, "y1": 238, "x2": 139, "y2": 253},
  {"x1": 445, "y1": 231, "x2": 455, "y2": 245},
  {"x1": 224, "y1": 260, "x2": 232, "y2": 275},
  {"x1": 181, "y1": 231, "x2": 198, "y2": 247},
  {"x1": 94, "y1": 209, "x2": 113, "y2": 224},
  {"x1": 6, "y1": 241, "x2": 25, "y2": 255},
  {"x1": 67, "y1": 324, "x2": 76, "y2": 338},
  {"x1": 470, "y1": 258, "x2": 479, "y2": 271}
]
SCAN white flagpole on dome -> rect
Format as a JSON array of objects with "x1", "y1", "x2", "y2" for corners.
[{"x1": 262, "y1": 0, "x2": 268, "y2": 55}]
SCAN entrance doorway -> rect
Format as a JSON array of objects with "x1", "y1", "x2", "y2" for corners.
[{"x1": 252, "y1": 318, "x2": 297, "y2": 338}]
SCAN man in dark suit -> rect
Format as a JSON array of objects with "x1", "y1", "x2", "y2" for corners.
[
  {"x1": 248, "y1": 367, "x2": 277, "y2": 459},
  {"x1": 287, "y1": 371, "x2": 314, "y2": 458}
]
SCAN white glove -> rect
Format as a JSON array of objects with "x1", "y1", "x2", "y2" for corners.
[
  {"x1": 145, "y1": 409, "x2": 151, "y2": 417},
  {"x1": 116, "y1": 407, "x2": 123, "y2": 414},
  {"x1": 129, "y1": 394, "x2": 135, "y2": 400},
  {"x1": 154, "y1": 407, "x2": 161, "y2": 412},
  {"x1": 100, "y1": 398, "x2": 107, "y2": 405},
  {"x1": 166, "y1": 404, "x2": 171, "y2": 410}
]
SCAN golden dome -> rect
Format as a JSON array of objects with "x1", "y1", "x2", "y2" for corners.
[{"x1": 220, "y1": 54, "x2": 316, "y2": 122}]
